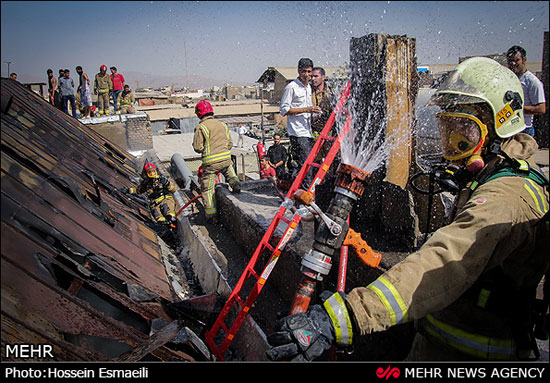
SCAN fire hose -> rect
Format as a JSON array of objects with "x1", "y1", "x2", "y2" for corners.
[
  {"x1": 289, "y1": 163, "x2": 383, "y2": 315},
  {"x1": 175, "y1": 193, "x2": 202, "y2": 217}
]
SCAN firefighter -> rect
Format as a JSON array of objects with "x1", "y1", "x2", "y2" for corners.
[
  {"x1": 128, "y1": 162, "x2": 178, "y2": 226},
  {"x1": 266, "y1": 57, "x2": 549, "y2": 361},
  {"x1": 192, "y1": 100, "x2": 241, "y2": 223},
  {"x1": 94, "y1": 65, "x2": 113, "y2": 116},
  {"x1": 119, "y1": 84, "x2": 136, "y2": 114}
]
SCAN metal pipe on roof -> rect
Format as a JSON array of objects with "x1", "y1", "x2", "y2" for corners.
[{"x1": 171, "y1": 153, "x2": 194, "y2": 189}]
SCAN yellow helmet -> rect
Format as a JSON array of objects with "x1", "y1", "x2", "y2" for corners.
[{"x1": 430, "y1": 57, "x2": 525, "y2": 139}]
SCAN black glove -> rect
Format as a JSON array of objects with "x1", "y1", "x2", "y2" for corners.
[
  {"x1": 122, "y1": 186, "x2": 136, "y2": 195},
  {"x1": 266, "y1": 291, "x2": 353, "y2": 361},
  {"x1": 266, "y1": 304, "x2": 334, "y2": 361}
]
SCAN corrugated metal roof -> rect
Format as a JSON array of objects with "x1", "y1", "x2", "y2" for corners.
[{"x1": 1, "y1": 78, "x2": 194, "y2": 361}]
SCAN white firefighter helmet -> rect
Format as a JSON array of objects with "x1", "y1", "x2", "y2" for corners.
[{"x1": 429, "y1": 57, "x2": 525, "y2": 140}]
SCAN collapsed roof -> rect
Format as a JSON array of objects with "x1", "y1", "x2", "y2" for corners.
[{"x1": 0, "y1": 78, "x2": 198, "y2": 361}]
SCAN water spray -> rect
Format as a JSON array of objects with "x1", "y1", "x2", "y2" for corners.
[{"x1": 289, "y1": 163, "x2": 381, "y2": 315}]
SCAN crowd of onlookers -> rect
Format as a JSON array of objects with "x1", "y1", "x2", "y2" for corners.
[{"x1": 45, "y1": 65, "x2": 136, "y2": 119}]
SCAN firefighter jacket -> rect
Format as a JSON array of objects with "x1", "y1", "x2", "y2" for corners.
[
  {"x1": 94, "y1": 72, "x2": 113, "y2": 93},
  {"x1": 192, "y1": 116, "x2": 233, "y2": 165},
  {"x1": 346, "y1": 134, "x2": 549, "y2": 360},
  {"x1": 119, "y1": 90, "x2": 135, "y2": 107},
  {"x1": 130, "y1": 175, "x2": 176, "y2": 206}
]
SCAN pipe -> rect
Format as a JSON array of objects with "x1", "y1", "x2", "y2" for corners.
[
  {"x1": 175, "y1": 194, "x2": 202, "y2": 217},
  {"x1": 290, "y1": 163, "x2": 372, "y2": 314},
  {"x1": 241, "y1": 153, "x2": 246, "y2": 180},
  {"x1": 337, "y1": 216, "x2": 350, "y2": 293},
  {"x1": 171, "y1": 153, "x2": 193, "y2": 189}
]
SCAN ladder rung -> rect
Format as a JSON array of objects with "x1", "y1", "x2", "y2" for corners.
[
  {"x1": 248, "y1": 267, "x2": 260, "y2": 280},
  {"x1": 260, "y1": 240, "x2": 275, "y2": 252},
  {"x1": 234, "y1": 295, "x2": 244, "y2": 308},
  {"x1": 220, "y1": 321, "x2": 230, "y2": 335},
  {"x1": 278, "y1": 216, "x2": 290, "y2": 224},
  {"x1": 308, "y1": 162, "x2": 321, "y2": 169}
]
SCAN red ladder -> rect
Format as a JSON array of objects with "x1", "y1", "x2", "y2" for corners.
[{"x1": 205, "y1": 82, "x2": 352, "y2": 360}]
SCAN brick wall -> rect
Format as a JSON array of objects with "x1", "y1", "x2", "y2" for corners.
[
  {"x1": 124, "y1": 115, "x2": 153, "y2": 151},
  {"x1": 85, "y1": 114, "x2": 153, "y2": 151}
]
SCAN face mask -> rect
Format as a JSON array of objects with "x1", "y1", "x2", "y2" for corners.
[{"x1": 436, "y1": 110, "x2": 489, "y2": 174}]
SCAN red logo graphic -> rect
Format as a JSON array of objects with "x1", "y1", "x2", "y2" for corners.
[{"x1": 376, "y1": 365, "x2": 401, "y2": 380}]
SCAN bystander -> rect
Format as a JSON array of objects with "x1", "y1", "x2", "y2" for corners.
[
  {"x1": 58, "y1": 69, "x2": 77, "y2": 118},
  {"x1": 506, "y1": 45, "x2": 546, "y2": 138},
  {"x1": 267, "y1": 133, "x2": 288, "y2": 179},
  {"x1": 76, "y1": 66, "x2": 92, "y2": 118},
  {"x1": 259, "y1": 155, "x2": 276, "y2": 180},
  {"x1": 46, "y1": 69, "x2": 57, "y2": 106},
  {"x1": 110, "y1": 66, "x2": 125, "y2": 114},
  {"x1": 279, "y1": 58, "x2": 321, "y2": 188}
]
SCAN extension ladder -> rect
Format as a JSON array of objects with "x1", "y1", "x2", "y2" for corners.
[{"x1": 205, "y1": 82, "x2": 352, "y2": 360}]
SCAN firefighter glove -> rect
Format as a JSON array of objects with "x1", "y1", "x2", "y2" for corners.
[{"x1": 266, "y1": 291, "x2": 352, "y2": 361}]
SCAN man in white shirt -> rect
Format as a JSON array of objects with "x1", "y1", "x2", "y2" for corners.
[
  {"x1": 279, "y1": 58, "x2": 321, "y2": 187},
  {"x1": 237, "y1": 125, "x2": 247, "y2": 148},
  {"x1": 506, "y1": 45, "x2": 546, "y2": 138}
]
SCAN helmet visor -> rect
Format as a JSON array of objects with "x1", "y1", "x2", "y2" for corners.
[
  {"x1": 436, "y1": 112, "x2": 487, "y2": 160},
  {"x1": 146, "y1": 168, "x2": 158, "y2": 178}
]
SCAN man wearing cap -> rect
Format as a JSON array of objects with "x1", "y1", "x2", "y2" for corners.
[{"x1": 193, "y1": 100, "x2": 241, "y2": 223}]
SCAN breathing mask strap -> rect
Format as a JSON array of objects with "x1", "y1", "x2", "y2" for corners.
[{"x1": 489, "y1": 137, "x2": 502, "y2": 156}]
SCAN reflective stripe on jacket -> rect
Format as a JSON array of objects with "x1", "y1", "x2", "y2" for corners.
[
  {"x1": 94, "y1": 73, "x2": 113, "y2": 91},
  {"x1": 192, "y1": 116, "x2": 233, "y2": 164},
  {"x1": 418, "y1": 314, "x2": 530, "y2": 360},
  {"x1": 345, "y1": 134, "x2": 549, "y2": 359},
  {"x1": 134, "y1": 175, "x2": 176, "y2": 204}
]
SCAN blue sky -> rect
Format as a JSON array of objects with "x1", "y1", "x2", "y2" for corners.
[{"x1": 1, "y1": 1, "x2": 548, "y2": 87}]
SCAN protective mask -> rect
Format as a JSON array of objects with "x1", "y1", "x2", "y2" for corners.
[{"x1": 436, "y1": 110, "x2": 488, "y2": 174}]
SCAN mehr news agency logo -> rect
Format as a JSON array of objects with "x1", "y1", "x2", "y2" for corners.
[{"x1": 375, "y1": 365, "x2": 546, "y2": 380}]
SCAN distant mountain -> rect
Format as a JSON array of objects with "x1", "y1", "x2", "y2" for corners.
[
  {"x1": 121, "y1": 70, "x2": 249, "y2": 90},
  {"x1": 12, "y1": 70, "x2": 250, "y2": 90}
]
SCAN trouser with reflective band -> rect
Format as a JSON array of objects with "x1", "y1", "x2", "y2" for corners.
[
  {"x1": 200, "y1": 158, "x2": 239, "y2": 219},
  {"x1": 97, "y1": 89, "x2": 110, "y2": 115},
  {"x1": 150, "y1": 196, "x2": 176, "y2": 223},
  {"x1": 417, "y1": 314, "x2": 530, "y2": 360}
]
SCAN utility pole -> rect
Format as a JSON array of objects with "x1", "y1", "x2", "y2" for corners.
[
  {"x1": 184, "y1": 39, "x2": 189, "y2": 89},
  {"x1": 3, "y1": 61, "x2": 12, "y2": 77}
]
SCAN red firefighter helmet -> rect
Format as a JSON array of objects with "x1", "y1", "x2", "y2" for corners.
[
  {"x1": 195, "y1": 100, "x2": 214, "y2": 118},
  {"x1": 100, "y1": 65, "x2": 107, "y2": 71}
]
